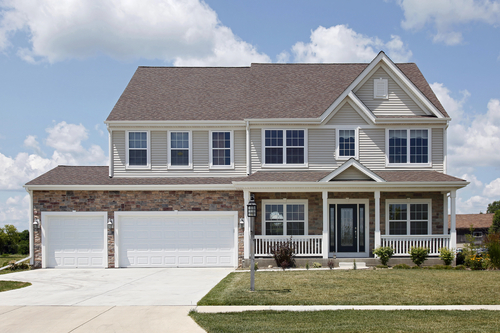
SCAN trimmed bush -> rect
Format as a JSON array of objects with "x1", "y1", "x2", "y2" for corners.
[
  {"x1": 327, "y1": 260, "x2": 334, "y2": 270},
  {"x1": 271, "y1": 239, "x2": 296, "y2": 270},
  {"x1": 312, "y1": 262, "x2": 322, "y2": 268},
  {"x1": 439, "y1": 247, "x2": 455, "y2": 266},
  {"x1": 454, "y1": 264, "x2": 466, "y2": 270},
  {"x1": 392, "y1": 263, "x2": 411, "y2": 269},
  {"x1": 409, "y1": 247, "x2": 429, "y2": 267},
  {"x1": 373, "y1": 246, "x2": 394, "y2": 266}
]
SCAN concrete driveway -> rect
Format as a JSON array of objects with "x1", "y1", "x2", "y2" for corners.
[
  {"x1": 0, "y1": 268, "x2": 233, "y2": 332},
  {"x1": 0, "y1": 268, "x2": 232, "y2": 306}
]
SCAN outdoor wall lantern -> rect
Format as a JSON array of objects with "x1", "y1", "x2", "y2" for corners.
[
  {"x1": 33, "y1": 217, "x2": 40, "y2": 229},
  {"x1": 247, "y1": 194, "x2": 257, "y2": 218},
  {"x1": 107, "y1": 218, "x2": 114, "y2": 229}
]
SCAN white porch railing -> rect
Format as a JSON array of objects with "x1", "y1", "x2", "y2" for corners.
[
  {"x1": 254, "y1": 236, "x2": 323, "y2": 257},
  {"x1": 381, "y1": 235, "x2": 451, "y2": 256}
]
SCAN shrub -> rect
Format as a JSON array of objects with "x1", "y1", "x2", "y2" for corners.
[
  {"x1": 409, "y1": 247, "x2": 429, "y2": 267},
  {"x1": 376, "y1": 264, "x2": 388, "y2": 269},
  {"x1": 454, "y1": 264, "x2": 466, "y2": 270},
  {"x1": 392, "y1": 263, "x2": 411, "y2": 269},
  {"x1": 8, "y1": 260, "x2": 29, "y2": 271},
  {"x1": 485, "y1": 233, "x2": 500, "y2": 269},
  {"x1": 456, "y1": 251, "x2": 465, "y2": 265},
  {"x1": 312, "y1": 262, "x2": 322, "y2": 268},
  {"x1": 411, "y1": 265, "x2": 422, "y2": 269},
  {"x1": 305, "y1": 262, "x2": 309, "y2": 270},
  {"x1": 439, "y1": 247, "x2": 455, "y2": 266},
  {"x1": 254, "y1": 262, "x2": 259, "y2": 271},
  {"x1": 271, "y1": 239, "x2": 296, "y2": 270},
  {"x1": 373, "y1": 246, "x2": 394, "y2": 266},
  {"x1": 427, "y1": 264, "x2": 453, "y2": 270},
  {"x1": 327, "y1": 260, "x2": 334, "y2": 270}
]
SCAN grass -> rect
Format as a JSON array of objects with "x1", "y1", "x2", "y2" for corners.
[
  {"x1": 190, "y1": 310, "x2": 500, "y2": 333},
  {"x1": 0, "y1": 254, "x2": 30, "y2": 275},
  {"x1": 0, "y1": 280, "x2": 31, "y2": 292},
  {"x1": 198, "y1": 270, "x2": 500, "y2": 305}
]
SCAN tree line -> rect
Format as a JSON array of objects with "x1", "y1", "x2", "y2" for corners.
[{"x1": 0, "y1": 225, "x2": 29, "y2": 255}]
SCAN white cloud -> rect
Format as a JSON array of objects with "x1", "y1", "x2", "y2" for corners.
[
  {"x1": 287, "y1": 25, "x2": 412, "y2": 63},
  {"x1": 23, "y1": 135, "x2": 42, "y2": 155},
  {"x1": 483, "y1": 178, "x2": 500, "y2": 197},
  {"x1": 0, "y1": 194, "x2": 29, "y2": 230},
  {"x1": 0, "y1": 121, "x2": 107, "y2": 190},
  {"x1": 456, "y1": 195, "x2": 491, "y2": 214},
  {"x1": 0, "y1": 0, "x2": 270, "y2": 66},
  {"x1": 398, "y1": 0, "x2": 500, "y2": 45}
]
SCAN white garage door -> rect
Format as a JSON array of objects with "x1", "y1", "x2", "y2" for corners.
[
  {"x1": 42, "y1": 213, "x2": 107, "y2": 268},
  {"x1": 116, "y1": 212, "x2": 237, "y2": 268}
]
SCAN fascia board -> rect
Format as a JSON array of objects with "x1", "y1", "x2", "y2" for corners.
[
  {"x1": 24, "y1": 184, "x2": 237, "y2": 191},
  {"x1": 233, "y1": 181, "x2": 469, "y2": 190},
  {"x1": 378, "y1": 57, "x2": 445, "y2": 119},
  {"x1": 243, "y1": 118, "x2": 321, "y2": 124},
  {"x1": 375, "y1": 118, "x2": 450, "y2": 124},
  {"x1": 346, "y1": 93, "x2": 376, "y2": 123},
  {"x1": 105, "y1": 120, "x2": 247, "y2": 127}
]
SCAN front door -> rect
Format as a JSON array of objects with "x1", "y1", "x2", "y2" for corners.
[{"x1": 336, "y1": 204, "x2": 357, "y2": 252}]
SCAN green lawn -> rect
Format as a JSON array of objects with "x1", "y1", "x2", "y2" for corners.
[
  {"x1": 0, "y1": 280, "x2": 31, "y2": 292},
  {"x1": 190, "y1": 310, "x2": 500, "y2": 333},
  {"x1": 0, "y1": 254, "x2": 27, "y2": 267},
  {"x1": 198, "y1": 270, "x2": 500, "y2": 305}
]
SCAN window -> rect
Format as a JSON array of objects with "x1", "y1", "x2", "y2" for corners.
[
  {"x1": 387, "y1": 129, "x2": 430, "y2": 165},
  {"x1": 387, "y1": 200, "x2": 431, "y2": 235},
  {"x1": 126, "y1": 131, "x2": 149, "y2": 168},
  {"x1": 210, "y1": 131, "x2": 233, "y2": 168},
  {"x1": 169, "y1": 131, "x2": 191, "y2": 168},
  {"x1": 263, "y1": 201, "x2": 307, "y2": 236},
  {"x1": 374, "y1": 78, "x2": 388, "y2": 99},
  {"x1": 263, "y1": 129, "x2": 306, "y2": 166},
  {"x1": 336, "y1": 128, "x2": 358, "y2": 160}
]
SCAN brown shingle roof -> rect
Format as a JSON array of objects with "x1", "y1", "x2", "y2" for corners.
[
  {"x1": 25, "y1": 166, "x2": 243, "y2": 186},
  {"x1": 448, "y1": 214, "x2": 494, "y2": 230},
  {"x1": 374, "y1": 171, "x2": 465, "y2": 182},
  {"x1": 106, "y1": 63, "x2": 448, "y2": 122}
]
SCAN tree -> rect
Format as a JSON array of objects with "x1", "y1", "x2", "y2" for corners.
[
  {"x1": 490, "y1": 210, "x2": 500, "y2": 234},
  {"x1": 486, "y1": 200, "x2": 500, "y2": 214}
]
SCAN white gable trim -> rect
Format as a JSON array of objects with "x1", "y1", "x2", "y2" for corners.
[
  {"x1": 319, "y1": 52, "x2": 446, "y2": 122},
  {"x1": 320, "y1": 158, "x2": 386, "y2": 183},
  {"x1": 321, "y1": 92, "x2": 375, "y2": 125}
]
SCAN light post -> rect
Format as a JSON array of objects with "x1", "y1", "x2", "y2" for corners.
[{"x1": 247, "y1": 194, "x2": 257, "y2": 291}]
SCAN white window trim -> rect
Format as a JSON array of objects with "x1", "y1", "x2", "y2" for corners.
[
  {"x1": 374, "y1": 78, "x2": 388, "y2": 99},
  {"x1": 209, "y1": 130, "x2": 234, "y2": 170},
  {"x1": 385, "y1": 128, "x2": 432, "y2": 167},
  {"x1": 262, "y1": 199, "x2": 309, "y2": 236},
  {"x1": 335, "y1": 127, "x2": 359, "y2": 160},
  {"x1": 168, "y1": 130, "x2": 193, "y2": 170},
  {"x1": 261, "y1": 129, "x2": 308, "y2": 168},
  {"x1": 385, "y1": 199, "x2": 432, "y2": 236},
  {"x1": 125, "y1": 130, "x2": 151, "y2": 170}
]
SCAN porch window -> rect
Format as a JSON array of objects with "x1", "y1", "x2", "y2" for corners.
[
  {"x1": 387, "y1": 200, "x2": 430, "y2": 235},
  {"x1": 263, "y1": 200, "x2": 307, "y2": 236},
  {"x1": 387, "y1": 129, "x2": 429, "y2": 165},
  {"x1": 126, "y1": 131, "x2": 149, "y2": 168},
  {"x1": 263, "y1": 129, "x2": 306, "y2": 166}
]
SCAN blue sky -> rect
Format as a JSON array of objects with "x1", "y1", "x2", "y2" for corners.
[{"x1": 1, "y1": 0, "x2": 500, "y2": 230}]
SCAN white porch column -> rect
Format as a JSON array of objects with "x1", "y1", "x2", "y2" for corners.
[
  {"x1": 322, "y1": 191, "x2": 329, "y2": 259},
  {"x1": 243, "y1": 190, "x2": 250, "y2": 259},
  {"x1": 443, "y1": 193, "x2": 448, "y2": 235},
  {"x1": 450, "y1": 190, "x2": 457, "y2": 250},
  {"x1": 374, "y1": 190, "x2": 381, "y2": 249}
]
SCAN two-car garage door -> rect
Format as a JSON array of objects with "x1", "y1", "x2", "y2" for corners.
[
  {"x1": 115, "y1": 212, "x2": 237, "y2": 268},
  {"x1": 42, "y1": 211, "x2": 237, "y2": 268}
]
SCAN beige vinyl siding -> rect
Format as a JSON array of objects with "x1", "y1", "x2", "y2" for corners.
[
  {"x1": 112, "y1": 130, "x2": 126, "y2": 175},
  {"x1": 113, "y1": 129, "x2": 246, "y2": 177},
  {"x1": 333, "y1": 166, "x2": 372, "y2": 180},
  {"x1": 354, "y1": 67, "x2": 427, "y2": 116},
  {"x1": 326, "y1": 102, "x2": 369, "y2": 125},
  {"x1": 308, "y1": 129, "x2": 338, "y2": 170},
  {"x1": 358, "y1": 128, "x2": 386, "y2": 170},
  {"x1": 250, "y1": 128, "x2": 262, "y2": 172},
  {"x1": 432, "y1": 128, "x2": 444, "y2": 172}
]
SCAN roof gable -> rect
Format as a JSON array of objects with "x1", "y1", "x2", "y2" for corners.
[
  {"x1": 324, "y1": 95, "x2": 374, "y2": 125},
  {"x1": 320, "y1": 159, "x2": 385, "y2": 182}
]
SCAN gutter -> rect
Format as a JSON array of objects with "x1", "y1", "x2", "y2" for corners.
[{"x1": 0, "y1": 256, "x2": 31, "y2": 271}]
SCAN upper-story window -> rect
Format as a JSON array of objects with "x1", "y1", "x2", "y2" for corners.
[
  {"x1": 210, "y1": 131, "x2": 233, "y2": 169},
  {"x1": 387, "y1": 200, "x2": 431, "y2": 235},
  {"x1": 169, "y1": 131, "x2": 192, "y2": 168},
  {"x1": 387, "y1": 129, "x2": 430, "y2": 166},
  {"x1": 263, "y1": 129, "x2": 307, "y2": 166},
  {"x1": 336, "y1": 128, "x2": 358, "y2": 160},
  {"x1": 126, "y1": 131, "x2": 150, "y2": 168}
]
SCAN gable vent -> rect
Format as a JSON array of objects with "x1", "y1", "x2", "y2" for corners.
[{"x1": 374, "y1": 78, "x2": 388, "y2": 99}]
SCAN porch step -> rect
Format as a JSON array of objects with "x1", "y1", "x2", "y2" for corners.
[{"x1": 338, "y1": 262, "x2": 368, "y2": 270}]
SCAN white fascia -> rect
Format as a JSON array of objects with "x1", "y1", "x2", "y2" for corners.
[
  {"x1": 105, "y1": 120, "x2": 247, "y2": 128},
  {"x1": 319, "y1": 158, "x2": 385, "y2": 182}
]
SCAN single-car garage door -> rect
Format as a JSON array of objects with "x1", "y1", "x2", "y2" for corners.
[
  {"x1": 42, "y1": 212, "x2": 107, "y2": 268},
  {"x1": 116, "y1": 212, "x2": 237, "y2": 268}
]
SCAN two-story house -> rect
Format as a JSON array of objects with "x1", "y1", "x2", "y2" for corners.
[{"x1": 25, "y1": 51, "x2": 468, "y2": 269}]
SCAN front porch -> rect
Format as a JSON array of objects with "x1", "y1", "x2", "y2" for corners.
[{"x1": 242, "y1": 189, "x2": 460, "y2": 260}]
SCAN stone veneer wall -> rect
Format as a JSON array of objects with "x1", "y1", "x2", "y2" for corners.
[{"x1": 32, "y1": 190, "x2": 244, "y2": 268}]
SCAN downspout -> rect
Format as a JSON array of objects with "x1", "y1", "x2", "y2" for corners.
[
  {"x1": 27, "y1": 188, "x2": 34, "y2": 266},
  {"x1": 246, "y1": 121, "x2": 251, "y2": 175},
  {"x1": 108, "y1": 125, "x2": 113, "y2": 178}
]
